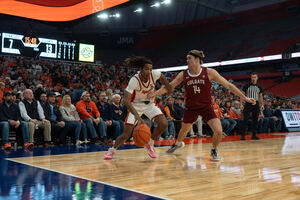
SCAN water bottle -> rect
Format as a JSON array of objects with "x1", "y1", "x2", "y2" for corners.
[{"x1": 14, "y1": 142, "x2": 17, "y2": 150}]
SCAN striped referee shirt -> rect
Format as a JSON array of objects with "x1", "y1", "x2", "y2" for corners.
[{"x1": 242, "y1": 83, "x2": 263, "y2": 101}]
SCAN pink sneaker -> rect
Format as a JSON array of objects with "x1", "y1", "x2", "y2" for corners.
[
  {"x1": 104, "y1": 148, "x2": 115, "y2": 160},
  {"x1": 145, "y1": 144, "x2": 157, "y2": 158}
]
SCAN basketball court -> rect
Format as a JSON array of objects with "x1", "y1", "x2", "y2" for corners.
[{"x1": 2, "y1": 133, "x2": 300, "y2": 199}]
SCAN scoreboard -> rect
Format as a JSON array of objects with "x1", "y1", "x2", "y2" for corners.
[{"x1": 0, "y1": 32, "x2": 94, "y2": 62}]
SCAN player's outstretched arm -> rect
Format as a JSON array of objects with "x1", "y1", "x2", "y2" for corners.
[
  {"x1": 159, "y1": 73, "x2": 173, "y2": 95},
  {"x1": 151, "y1": 71, "x2": 184, "y2": 98},
  {"x1": 208, "y1": 68, "x2": 256, "y2": 105}
]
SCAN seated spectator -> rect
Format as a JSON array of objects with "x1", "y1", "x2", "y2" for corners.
[
  {"x1": 263, "y1": 99, "x2": 281, "y2": 132},
  {"x1": 43, "y1": 92, "x2": 78, "y2": 145},
  {"x1": 111, "y1": 94, "x2": 125, "y2": 136},
  {"x1": 223, "y1": 101, "x2": 238, "y2": 135},
  {"x1": 0, "y1": 92, "x2": 33, "y2": 150},
  {"x1": 212, "y1": 96, "x2": 229, "y2": 136},
  {"x1": 39, "y1": 92, "x2": 47, "y2": 106},
  {"x1": 55, "y1": 92, "x2": 62, "y2": 107},
  {"x1": 156, "y1": 97, "x2": 175, "y2": 140},
  {"x1": 231, "y1": 100, "x2": 243, "y2": 119},
  {"x1": 97, "y1": 91, "x2": 121, "y2": 141},
  {"x1": 60, "y1": 95, "x2": 88, "y2": 145},
  {"x1": 76, "y1": 91, "x2": 105, "y2": 144},
  {"x1": 258, "y1": 111, "x2": 269, "y2": 133},
  {"x1": 165, "y1": 96, "x2": 182, "y2": 137},
  {"x1": 19, "y1": 89, "x2": 51, "y2": 147}
]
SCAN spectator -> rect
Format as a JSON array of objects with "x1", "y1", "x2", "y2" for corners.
[
  {"x1": 43, "y1": 92, "x2": 77, "y2": 145},
  {"x1": 97, "y1": 91, "x2": 121, "y2": 141},
  {"x1": 212, "y1": 96, "x2": 229, "y2": 136},
  {"x1": 263, "y1": 99, "x2": 281, "y2": 132},
  {"x1": 76, "y1": 91, "x2": 105, "y2": 144},
  {"x1": 156, "y1": 97, "x2": 175, "y2": 140},
  {"x1": 60, "y1": 95, "x2": 88, "y2": 145},
  {"x1": 54, "y1": 92, "x2": 62, "y2": 107},
  {"x1": 222, "y1": 101, "x2": 238, "y2": 135},
  {"x1": 18, "y1": 89, "x2": 51, "y2": 147},
  {"x1": 111, "y1": 94, "x2": 125, "y2": 135},
  {"x1": 0, "y1": 92, "x2": 33, "y2": 150},
  {"x1": 39, "y1": 93, "x2": 47, "y2": 106}
]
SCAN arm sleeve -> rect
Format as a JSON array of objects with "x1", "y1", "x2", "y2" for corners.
[
  {"x1": 73, "y1": 105, "x2": 81, "y2": 120},
  {"x1": 152, "y1": 70, "x2": 162, "y2": 82},
  {"x1": 259, "y1": 85, "x2": 264, "y2": 94},
  {"x1": 18, "y1": 102, "x2": 31, "y2": 121},
  {"x1": 76, "y1": 101, "x2": 91, "y2": 119},
  {"x1": 59, "y1": 106, "x2": 74, "y2": 121},
  {"x1": 92, "y1": 102, "x2": 100, "y2": 118},
  {"x1": 108, "y1": 104, "x2": 113, "y2": 120},
  {"x1": 37, "y1": 101, "x2": 45, "y2": 119},
  {"x1": 164, "y1": 106, "x2": 174, "y2": 120},
  {"x1": 125, "y1": 77, "x2": 139, "y2": 94}
]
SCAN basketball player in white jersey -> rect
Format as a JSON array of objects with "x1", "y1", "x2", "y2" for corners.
[{"x1": 104, "y1": 56, "x2": 172, "y2": 160}]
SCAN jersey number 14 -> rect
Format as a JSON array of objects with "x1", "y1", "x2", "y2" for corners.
[{"x1": 193, "y1": 85, "x2": 201, "y2": 94}]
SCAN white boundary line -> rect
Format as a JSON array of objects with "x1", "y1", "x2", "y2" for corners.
[{"x1": 6, "y1": 158, "x2": 171, "y2": 200}]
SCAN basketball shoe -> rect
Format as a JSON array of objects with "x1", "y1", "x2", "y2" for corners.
[
  {"x1": 104, "y1": 148, "x2": 115, "y2": 160},
  {"x1": 166, "y1": 141, "x2": 185, "y2": 154},
  {"x1": 145, "y1": 144, "x2": 157, "y2": 158},
  {"x1": 211, "y1": 148, "x2": 221, "y2": 161}
]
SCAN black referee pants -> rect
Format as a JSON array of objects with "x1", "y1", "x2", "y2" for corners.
[{"x1": 241, "y1": 102, "x2": 260, "y2": 138}]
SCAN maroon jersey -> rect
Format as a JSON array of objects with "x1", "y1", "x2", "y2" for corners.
[{"x1": 183, "y1": 67, "x2": 212, "y2": 110}]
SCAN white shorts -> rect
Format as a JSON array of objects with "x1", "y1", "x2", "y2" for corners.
[{"x1": 125, "y1": 102, "x2": 163, "y2": 125}]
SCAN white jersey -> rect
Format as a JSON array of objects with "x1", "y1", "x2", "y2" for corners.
[{"x1": 125, "y1": 70, "x2": 161, "y2": 104}]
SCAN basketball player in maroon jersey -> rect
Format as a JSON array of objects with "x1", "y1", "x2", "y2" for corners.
[{"x1": 150, "y1": 50, "x2": 255, "y2": 161}]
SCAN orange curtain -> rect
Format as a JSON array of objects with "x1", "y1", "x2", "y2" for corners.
[{"x1": 0, "y1": 0, "x2": 129, "y2": 21}]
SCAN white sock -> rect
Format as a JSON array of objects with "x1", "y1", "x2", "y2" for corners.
[
  {"x1": 176, "y1": 141, "x2": 182, "y2": 146},
  {"x1": 149, "y1": 139, "x2": 154, "y2": 146}
]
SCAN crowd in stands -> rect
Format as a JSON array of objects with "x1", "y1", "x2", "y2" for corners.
[{"x1": 0, "y1": 54, "x2": 299, "y2": 151}]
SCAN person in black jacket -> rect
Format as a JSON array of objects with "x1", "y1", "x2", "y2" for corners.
[
  {"x1": 43, "y1": 92, "x2": 79, "y2": 145},
  {"x1": 97, "y1": 91, "x2": 121, "y2": 140},
  {"x1": 19, "y1": 89, "x2": 51, "y2": 147},
  {"x1": 111, "y1": 94, "x2": 125, "y2": 134},
  {"x1": 0, "y1": 92, "x2": 33, "y2": 150}
]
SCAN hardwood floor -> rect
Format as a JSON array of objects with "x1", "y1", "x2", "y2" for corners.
[{"x1": 9, "y1": 135, "x2": 300, "y2": 200}]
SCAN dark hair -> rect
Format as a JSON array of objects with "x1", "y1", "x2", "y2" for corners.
[
  {"x1": 188, "y1": 50, "x2": 205, "y2": 64},
  {"x1": 251, "y1": 72, "x2": 258, "y2": 76},
  {"x1": 124, "y1": 56, "x2": 153, "y2": 69}
]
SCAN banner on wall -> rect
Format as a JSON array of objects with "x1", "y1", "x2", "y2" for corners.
[
  {"x1": 281, "y1": 110, "x2": 300, "y2": 130},
  {"x1": 0, "y1": 0, "x2": 129, "y2": 21}
]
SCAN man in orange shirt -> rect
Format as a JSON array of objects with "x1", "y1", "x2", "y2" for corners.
[{"x1": 76, "y1": 91, "x2": 105, "y2": 144}]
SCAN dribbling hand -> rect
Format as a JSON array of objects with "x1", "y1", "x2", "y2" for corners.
[
  {"x1": 136, "y1": 117, "x2": 145, "y2": 125},
  {"x1": 147, "y1": 92, "x2": 155, "y2": 100}
]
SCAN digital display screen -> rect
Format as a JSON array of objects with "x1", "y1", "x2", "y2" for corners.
[
  {"x1": 1, "y1": 32, "x2": 80, "y2": 61},
  {"x1": 57, "y1": 41, "x2": 76, "y2": 60},
  {"x1": 1, "y1": 32, "x2": 57, "y2": 58},
  {"x1": 79, "y1": 43, "x2": 94, "y2": 62}
]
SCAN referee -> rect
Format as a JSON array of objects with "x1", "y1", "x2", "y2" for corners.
[{"x1": 240, "y1": 72, "x2": 264, "y2": 140}]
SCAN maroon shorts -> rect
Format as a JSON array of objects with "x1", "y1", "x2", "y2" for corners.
[{"x1": 183, "y1": 104, "x2": 218, "y2": 124}]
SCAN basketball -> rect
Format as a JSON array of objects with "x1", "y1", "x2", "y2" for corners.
[{"x1": 133, "y1": 124, "x2": 151, "y2": 147}]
